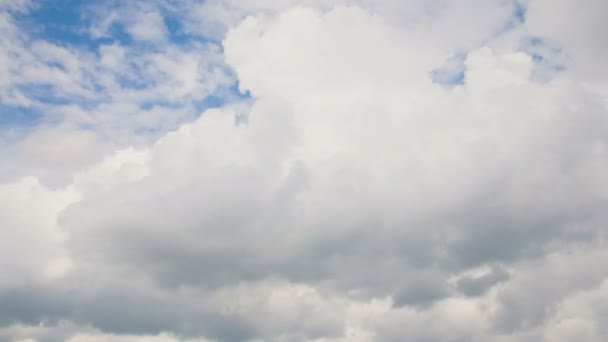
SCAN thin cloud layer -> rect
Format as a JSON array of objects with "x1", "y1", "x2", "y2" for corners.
[{"x1": 1, "y1": 1, "x2": 608, "y2": 341}]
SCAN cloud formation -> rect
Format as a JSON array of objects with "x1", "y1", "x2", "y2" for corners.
[{"x1": 1, "y1": 0, "x2": 608, "y2": 341}]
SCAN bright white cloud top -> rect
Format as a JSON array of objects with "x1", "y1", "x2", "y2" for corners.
[{"x1": 1, "y1": 0, "x2": 608, "y2": 341}]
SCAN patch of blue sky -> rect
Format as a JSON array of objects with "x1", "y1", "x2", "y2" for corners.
[
  {"x1": 138, "y1": 99, "x2": 201, "y2": 112},
  {"x1": 2, "y1": 79, "x2": 97, "y2": 130},
  {"x1": 431, "y1": 53, "x2": 467, "y2": 87},
  {"x1": 194, "y1": 82, "x2": 251, "y2": 111},
  {"x1": 433, "y1": 0, "x2": 529, "y2": 88},
  {"x1": 162, "y1": 11, "x2": 216, "y2": 45},
  {"x1": 513, "y1": 0, "x2": 527, "y2": 24},
  {"x1": 17, "y1": 0, "x2": 219, "y2": 50},
  {"x1": 16, "y1": 78, "x2": 104, "y2": 107},
  {"x1": 16, "y1": 0, "x2": 115, "y2": 50},
  {"x1": 518, "y1": 36, "x2": 567, "y2": 82},
  {"x1": 136, "y1": 75, "x2": 250, "y2": 114},
  {"x1": 0, "y1": 0, "x2": 234, "y2": 134},
  {"x1": 19, "y1": 84, "x2": 72, "y2": 105},
  {"x1": 520, "y1": 36, "x2": 560, "y2": 52},
  {"x1": 492, "y1": 0, "x2": 528, "y2": 37},
  {"x1": 230, "y1": 81, "x2": 251, "y2": 99},
  {"x1": 193, "y1": 95, "x2": 226, "y2": 112},
  {"x1": 0, "y1": 104, "x2": 43, "y2": 128},
  {"x1": 112, "y1": 70, "x2": 152, "y2": 92}
]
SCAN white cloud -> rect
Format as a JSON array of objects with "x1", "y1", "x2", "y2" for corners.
[
  {"x1": 525, "y1": 0, "x2": 608, "y2": 83},
  {"x1": 86, "y1": 2, "x2": 168, "y2": 43},
  {"x1": 125, "y1": 7, "x2": 168, "y2": 43},
  {"x1": 67, "y1": 332, "x2": 214, "y2": 342},
  {"x1": 0, "y1": 1, "x2": 234, "y2": 186},
  {"x1": 0, "y1": 177, "x2": 78, "y2": 287},
  {"x1": 1, "y1": 0, "x2": 608, "y2": 341}
]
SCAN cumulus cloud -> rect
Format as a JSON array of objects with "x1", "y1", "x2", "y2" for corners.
[{"x1": 1, "y1": 0, "x2": 608, "y2": 341}]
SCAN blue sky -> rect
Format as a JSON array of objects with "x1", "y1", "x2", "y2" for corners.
[
  {"x1": 1, "y1": 0, "x2": 560, "y2": 131},
  {"x1": 1, "y1": 0, "x2": 247, "y2": 133}
]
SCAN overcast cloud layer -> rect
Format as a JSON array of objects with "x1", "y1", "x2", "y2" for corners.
[{"x1": 1, "y1": 0, "x2": 608, "y2": 341}]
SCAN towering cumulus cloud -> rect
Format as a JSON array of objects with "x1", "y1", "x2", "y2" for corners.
[{"x1": 1, "y1": 0, "x2": 608, "y2": 341}]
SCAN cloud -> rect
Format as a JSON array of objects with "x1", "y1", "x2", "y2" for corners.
[
  {"x1": 525, "y1": 0, "x2": 608, "y2": 82},
  {"x1": 86, "y1": 2, "x2": 168, "y2": 43},
  {"x1": 0, "y1": 1, "x2": 235, "y2": 186},
  {"x1": 1, "y1": 0, "x2": 608, "y2": 341},
  {"x1": 0, "y1": 177, "x2": 77, "y2": 288}
]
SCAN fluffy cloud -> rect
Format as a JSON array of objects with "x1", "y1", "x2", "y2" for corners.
[{"x1": 1, "y1": 0, "x2": 608, "y2": 341}]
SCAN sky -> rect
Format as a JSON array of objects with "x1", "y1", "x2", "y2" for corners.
[{"x1": 1, "y1": 0, "x2": 608, "y2": 341}]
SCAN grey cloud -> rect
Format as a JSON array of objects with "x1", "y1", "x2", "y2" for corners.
[
  {"x1": 2, "y1": 0, "x2": 608, "y2": 341},
  {"x1": 456, "y1": 265, "x2": 510, "y2": 297}
]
